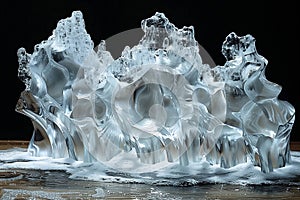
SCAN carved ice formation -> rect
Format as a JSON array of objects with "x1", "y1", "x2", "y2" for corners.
[{"x1": 16, "y1": 11, "x2": 295, "y2": 173}]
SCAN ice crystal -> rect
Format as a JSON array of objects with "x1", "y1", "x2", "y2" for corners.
[{"x1": 16, "y1": 11, "x2": 295, "y2": 173}]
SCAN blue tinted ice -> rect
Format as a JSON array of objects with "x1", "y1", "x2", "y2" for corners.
[{"x1": 16, "y1": 11, "x2": 295, "y2": 173}]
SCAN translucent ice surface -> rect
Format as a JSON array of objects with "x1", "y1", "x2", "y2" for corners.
[{"x1": 16, "y1": 11, "x2": 295, "y2": 173}]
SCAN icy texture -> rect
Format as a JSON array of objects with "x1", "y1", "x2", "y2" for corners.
[
  {"x1": 16, "y1": 11, "x2": 295, "y2": 173},
  {"x1": 2, "y1": 149, "x2": 300, "y2": 186}
]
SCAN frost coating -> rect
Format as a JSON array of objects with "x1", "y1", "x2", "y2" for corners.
[{"x1": 16, "y1": 11, "x2": 295, "y2": 173}]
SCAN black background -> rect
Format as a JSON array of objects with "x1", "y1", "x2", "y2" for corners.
[{"x1": 0, "y1": 1, "x2": 298, "y2": 141}]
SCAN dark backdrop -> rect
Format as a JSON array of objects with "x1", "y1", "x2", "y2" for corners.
[{"x1": 0, "y1": 1, "x2": 298, "y2": 141}]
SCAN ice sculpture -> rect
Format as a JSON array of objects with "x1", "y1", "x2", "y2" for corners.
[{"x1": 16, "y1": 11, "x2": 295, "y2": 173}]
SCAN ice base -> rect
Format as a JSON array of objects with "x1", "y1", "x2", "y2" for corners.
[{"x1": 16, "y1": 11, "x2": 295, "y2": 173}]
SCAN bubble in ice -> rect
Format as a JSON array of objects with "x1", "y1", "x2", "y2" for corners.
[{"x1": 16, "y1": 11, "x2": 295, "y2": 174}]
